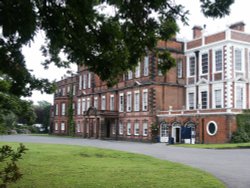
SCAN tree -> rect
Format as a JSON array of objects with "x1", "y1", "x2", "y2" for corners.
[
  {"x1": 33, "y1": 101, "x2": 51, "y2": 133},
  {"x1": 0, "y1": 0, "x2": 234, "y2": 111}
]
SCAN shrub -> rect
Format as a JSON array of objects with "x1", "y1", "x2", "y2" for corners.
[{"x1": 231, "y1": 129, "x2": 250, "y2": 143}]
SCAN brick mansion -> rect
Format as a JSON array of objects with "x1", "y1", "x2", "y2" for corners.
[{"x1": 50, "y1": 22, "x2": 250, "y2": 144}]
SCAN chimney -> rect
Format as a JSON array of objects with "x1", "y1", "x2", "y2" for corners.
[
  {"x1": 229, "y1": 21, "x2": 245, "y2": 32},
  {"x1": 192, "y1": 25, "x2": 203, "y2": 39}
]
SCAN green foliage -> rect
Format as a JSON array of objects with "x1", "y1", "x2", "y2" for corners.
[
  {"x1": 33, "y1": 101, "x2": 51, "y2": 133},
  {"x1": 231, "y1": 114, "x2": 250, "y2": 143},
  {"x1": 200, "y1": 0, "x2": 234, "y2": 18},
  {"x1": 0, "y1": 144, "x2": 28, "y2": 188},
  {"x1": 231, "y1": 129, "x2": 250, "y2": 143},
  {"x1": 0, "y1": 142, "x2": 225, "y2": 188}
]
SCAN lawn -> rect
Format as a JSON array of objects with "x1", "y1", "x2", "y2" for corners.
[
  {"x1": 174, "y1": 142, "x2": 250, "y2": 149},
  {"x1": 0, "y1": 142, "x2": 225, "y2": 188}
]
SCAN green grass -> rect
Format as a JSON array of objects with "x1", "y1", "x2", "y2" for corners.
[
  {"x1": 174, "y1": 142, "x2": 250, "y2": 149},
  {"x1": 0, "y1": 142, "x2": 225, "y2": 188}
]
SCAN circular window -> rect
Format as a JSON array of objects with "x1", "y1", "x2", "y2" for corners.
[{"x1": 206, "y1": 121, "x2": 218, "y2": 136}]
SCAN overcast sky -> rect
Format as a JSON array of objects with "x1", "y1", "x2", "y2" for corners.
[{"x1": 23, "y1": 0, "x2": 249, "y2": 105}]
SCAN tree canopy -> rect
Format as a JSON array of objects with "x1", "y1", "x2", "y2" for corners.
[{"x1": 0, "y1": 0, "x2": 234, "y2": 115}]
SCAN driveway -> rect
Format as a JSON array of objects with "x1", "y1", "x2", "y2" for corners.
[{"x1": 1, "y1": 135, "x2": 250, "y2": 188}]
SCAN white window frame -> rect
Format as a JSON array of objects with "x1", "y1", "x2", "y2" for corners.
[
  {"x1": 55, "y1": 104, "x2": 59, "y2": 116},
  {"x1": 143, "y1": 122, "x2": 148, "y2": 136},
  {"x1": 67, "y1": 86, "x2": 70, "y2": 93},
  {"x1": 188, "y1": 55, "x2": 196, "y2": 77},
  {"x1": 77, "y1": 99, "x2": 81, "y2": 115},
  {"x1": 127, "y1": 92, "x2": 132, "y2": 112},
  {"x1": 235, "y1": 47, "x2": 244, "y2": 72},
  {"x1": 134, "y1": 122, "x2": 139, "y2": 136},
  {"x1": 82, "y1": 98, "x2": 86, "y2": 113},
  {"x1": 86, "y1": 98, "x2": 90, "y2": 110},
  {"x1": 83, "y1": 74, "x2": 87, "y2": 89},
  {"x1": 200, "y1": 52, "x2": 209, "y2": 75},
  {"x1": 73, "y1": 85, "x2": 76, "y2": 95},
  {"x1": 135, "y1": 62, "x2": 141, "y2": 78},
  {"x1": 134, "y1": 90, "x2": 140, "y2": 111},
  {"x1": 199, "y1": 85, "x2": 209, "y2": 109},
  {"x1": 94, "y1": 97, "x2": 98, "y2": 109},
  {"x1": 77, "y1": 122, "x2": 80, "y2": 132},
  {"x1": 235, "y1": 83, "x2": 246, "y2": 109},
  {"x1": 79, "y1": 75, "x2": 82, "y2": 90},
  {"x1": 127, "y1": 122, "x2": 131, "y2": 135},
  {"x1": 110, "y1": 95, "x2": 115, "y2": 111},
  {"x1": 212, "y1": 83, "x2": 224, "y2": 109},
  {"x1": 186, "y1": 87, "x2": 196, "y2": 110},
  {"x1": 55, "y1": 122, "x2": 58, "y2": 131},
  {"x1": 158, "y1": 58, "x2": 163, "y2": 76},
  {"x1": 177, "y1": 59, "x2": 183, "y2": 78},
  {"x1": 213, "y1": 48, "x2": 223, "y2": 73},
  {"x1": 61, "y1": 103, "x2": 66, "y2": 116},
  {"x1": 88, "y1": 73, "x2": 91, "y2": 88},
  {"x1": 142, "y1": 89, "x2": 148, "y2": 111},
  {"x1": 62, "y1": 87, "x2": 65, "y2": 96},
  {"x1": 61, "y1": 122, "x2": 65, "y2": 131},
  {"x1": 119, "y1": 93, "x2": 124, "y2": 112},
  {"x1": 101, "y1": 95, "x2": 106, "y2": 110},
  {"x1": 119, "y1": 122, "x2": 123, "y2": 135},
  {"x1": 144, "y1": 56, "x2": 149, "y2": 76}
]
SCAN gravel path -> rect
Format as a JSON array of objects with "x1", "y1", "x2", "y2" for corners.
[{"x1": 1, "y1": 135, "x2": 250, "y2": 188}]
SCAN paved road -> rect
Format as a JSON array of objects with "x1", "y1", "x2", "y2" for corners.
[{"x1": 1, "y1": 135, "x2": 250, "y2": 188}]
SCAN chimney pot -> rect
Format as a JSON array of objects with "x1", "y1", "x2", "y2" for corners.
[{"x1": 192, "y1": 25, "x2": 203, "y2": 39}]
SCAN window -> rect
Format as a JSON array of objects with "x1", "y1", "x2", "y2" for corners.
[
  {"x1": 134, "y1": 91, "x2": 140, "y2": 111},
  {"x1": 235, "y1": 48, "x2": 242, "y2": 71},
  {"x1": 214, "y1": 89, "x2": 222, "y2": 108},
  {"x1": 61, "y1": 122, "x2": 65, "y2": 131},
  {"x1": 201, "y1": 53, "x2": 208, "y2": 74},
  {"x1": 77, "y1": 122, "x2": 80, "y2": 132},
  {"x1": 160, "y1": 122, "x2": 169, "y2": 137},
  {"x1": 127, "y1": 92, "x2": 132, "y2": 112},
  {"x1": 188, "y1": 93, "x2": 194, "y2": 110},
  {"x1": 79, "y1": 75, "x2": 82, "y2": 90},
  {"x1": 215, "y1": 49, "x2": 222, "y2": 72},
  {"x1": 142, "y1": 89, "x2": 148, "y2": 111},
  {"x1": 83, "y1": 74, "x2": 87, "y2": 89},
  {"x1": 207, "y1": 121, "x2": 218, "y2": 136},
  {"x1": 73, "y1": 85, "x2": 76, "y2": 95},
  {"x1": 189, "y1": 56, "x2": 195, "y2": 76},
  {"x1": 61, "y1": 103, "x2": 66, "y2": 116},
  {"x1": 67, "y1": 86, "x2": 70, "y2": 93},
  {"x1": 88, "y1": 73, "x2": 91, "y2": 88},
  {"x1": 134, "y1": 122, "x2": 139, "y2": 135},
  {"x1": 201, "y1": 91, "x2": 208, "y2": 109},
  {"x1": 55, "y1": 104, "x2": 59, "y2": 116},
  {"x1": 77, "y1": 99, "x2": 81, "y2": 115},
  {"x1": 119, "y1": 93, "x2": 124, "y2": 112},
  {"x1": 128, "y1": 70, "x2": 133, "y2": 80},
  {"x1": 112, "y1": 123, "x2": 116, "y2": 135},
  {"x1": 144, "y1": 56, "x2": 149, "y2": 76},
  {"x1": 236, "y1": 86, "x2": 243, "y2": 108},
  {"x1": 143, "y1": 122, "x2": 148, "y2": 136},
  {"x1": 55, "y1": 122, "x2": 58, "y2": 131},
  {"x1": 62, "y1": 87, "x2": 65, "y2": 96},
  {"x1": 119, "y1": 122, "x2": 123, "y2": 135},
  {"x1": 127, "y1": 122, "x2": 131, "y2": 135},
  {"x1": 110, "y1": 95, "x2": 115, "y2": 111},
  {"x1": 86, "y1": 98, "x2": 90, "y2": 110},
  {"x1": 94, "y1": 97, "x2": 98, "y2": 109},
  {"x1": 82, "y1": 98, "x2": 86, "y2": 113},
  {"x1": 101, "y1": 96, "x2": 106, "y2": 110},
  {"x1": 135, "y1": 62, "x2": 140, "y2": 78},
  {"x1": 177, "y1": 60, "x2": 183, "y2": 78}
]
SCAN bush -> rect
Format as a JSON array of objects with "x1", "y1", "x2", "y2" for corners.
[{"x1": 231, "y1": 129, "x2": 250, "y2": 143}]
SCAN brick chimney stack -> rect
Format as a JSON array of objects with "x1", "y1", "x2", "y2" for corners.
[
  {"x1": 229, "y1": 21, "x2": 245, "y2": 32},
  {"x1": 192, "y1": 25, "x2": 203, "y2": 39}
]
